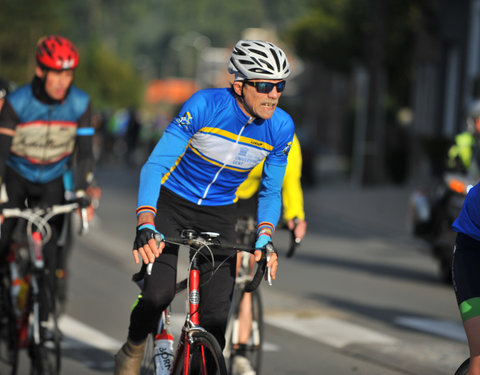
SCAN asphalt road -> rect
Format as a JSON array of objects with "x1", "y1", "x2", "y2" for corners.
[{"x1": 2, "y1": 165, "x2": 469, "y2": 374}]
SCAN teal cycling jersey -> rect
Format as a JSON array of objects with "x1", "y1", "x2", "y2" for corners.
[
  {"x1": 0, "y1": 81, "x2": 93, "y2": 185},
  {"x1": 137, "y1": 87, "x2": 294, "y2": 229}
]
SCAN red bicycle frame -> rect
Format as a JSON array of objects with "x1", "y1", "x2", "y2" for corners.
[{"x1": 170, "y1": 250, "x2": 208, "y2": 375}]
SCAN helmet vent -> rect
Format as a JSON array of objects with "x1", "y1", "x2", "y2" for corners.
[{"x1": 250, "y1": 48, "x2": 268, "y2": 58}]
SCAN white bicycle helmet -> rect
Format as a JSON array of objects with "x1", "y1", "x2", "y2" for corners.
[{"x1": 228, "y1": 40, "x2": 290, "y2": 81}]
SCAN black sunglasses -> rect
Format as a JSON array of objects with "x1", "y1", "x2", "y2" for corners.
[{"x1": 243, "y1": 80, "x2": 286, "y2": 94}]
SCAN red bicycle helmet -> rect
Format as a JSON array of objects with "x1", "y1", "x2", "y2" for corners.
[{"x1": 36, "y1": 35, "x2": 79, "y2": 70}]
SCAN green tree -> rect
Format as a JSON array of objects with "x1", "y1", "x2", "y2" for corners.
[
  {"x1": 287, "y1": 0, "x2": 420, "y2": 106},
  {"x1": 0, "y1": 0, "x2": 144, "y2": 109},
  {"x1": 75, "y1": 41, "x2": 144, "y2": 109},
  {"x1": 285, "y1": 0, "x2": 359, "y2": 71},
  {"x1": 0, "y1": 0, "x2": 309, "y2": 108},
  {"x1": 63, "y1": 0, "x2": 308, "y2": 79},
  {"x1": 0, "y1": 0, "x2": 66, "y2": 84},
  {"x1": 286, "y1": 0, "x2": 421, "y2": 184}
]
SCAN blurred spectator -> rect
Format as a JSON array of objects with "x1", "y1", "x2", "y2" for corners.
[
  {"x1": 125, "y1": 107, "x2": 142, "y2": 165},
  {"x1": 447, "y1": 100, "x2": 480, "y2": 177}
]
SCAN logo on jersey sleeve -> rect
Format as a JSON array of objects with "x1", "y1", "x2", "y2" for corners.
[
  {"x1": 174, "y1": 112, "x2": 193, "y2": 129},
  {"x1": 282, "y1": 141, "x2": 292, "y2": 155}
]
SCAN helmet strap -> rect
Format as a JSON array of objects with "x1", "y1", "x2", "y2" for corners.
[
  {"x1": 32, "y1": 72, "x2": 71, "y2": 105},
  {"x1": 238, "y1": 84, "x2": 258, "y2": 119}
]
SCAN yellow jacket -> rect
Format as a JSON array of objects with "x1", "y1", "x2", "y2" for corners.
[
  {"x1": 448, "y1": 131, "x2": 476, "y2": 171},
  {"x1": 236, "y1": 133, "x2": 305, "y2": 221}
]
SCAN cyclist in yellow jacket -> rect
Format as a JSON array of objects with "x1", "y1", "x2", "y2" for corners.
[
  {"x1": 448, "y1": 100, "x2": 480, "y2": 175},
  {"x1": 232, "y1": 133, "x2": 307, "y2": 375},
  {"x1": 237, "y1": 133, "x2": 307, "y2": 240}
]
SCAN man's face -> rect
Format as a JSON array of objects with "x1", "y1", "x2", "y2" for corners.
[
  {"x1": 36, "y1": 66, "x2": 74, "y2": 101},
  {"x1": 233, "y1": 79, "x2": 284, "y2": 120}
]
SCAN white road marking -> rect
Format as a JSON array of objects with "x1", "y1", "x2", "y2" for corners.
[
  {"x1": 395, "y1": 316, "x2": 467, "y2": 342},
  {"x1": 266, "y1": 314, "x2": 397, "y2": 348},
  {"x1": 59, "y1": 315, "x2": 122, "y2": 350},
  {"x1": 59, "y1": 314, "x2": 279, "y2": 352},
  {"x1": 157, "y1": 314, "x2": 279, "y2": 351},
  {"x1": 59, "y1": 312, "x2": 466, "y2": 356}
]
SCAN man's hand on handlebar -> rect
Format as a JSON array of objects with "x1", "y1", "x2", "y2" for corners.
[
  {"x1": 254, "y1": 232, "x2": 278, "y2": 281},
  {"x1": 287, "y1": 217, "x2": 307, "y2": 242},
  {"x1": 132, "y1": 223, "x2": 164, "y2": 265},
  {"x1": 71, "y1": 189, "x2": 91, "y2": 207}
]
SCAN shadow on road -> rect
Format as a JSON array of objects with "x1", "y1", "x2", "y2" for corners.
[{"x1": 293, "y1": 251, "x2": 441, "y2": 285}]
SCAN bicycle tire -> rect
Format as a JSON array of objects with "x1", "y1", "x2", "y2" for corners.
[
  {"x1": 454, "y1": 358, "x2": 470, "y2": 375},
  {"x1": 173, "y1": 330, "x2": 227, "y2": 375},
  {"x1": 225, "y1": 287, "x2": 264, "y2": 375},
  {"x1": 30, "y1": 274, "x2": 61, "y2": 375},
  {"x1": 0, "y1": 274, "x2": 19, "y2": 375}
]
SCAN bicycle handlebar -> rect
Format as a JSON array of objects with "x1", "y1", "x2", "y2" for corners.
[
  {"x1": 286, "y1": 217, "x2": 301, "y2": 258},
  {"x1": 244, "y1": 243, "x2": 275, "y2": 292},
  {"x1": 0, "y1": 202, "x2": 89, "y2": 243},
  {"x1": 143, "y1": 231, "x2": 276, "y2": 292}
]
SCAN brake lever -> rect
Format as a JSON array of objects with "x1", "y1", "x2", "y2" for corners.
[
  {"x1": 80, "y1": 207, "x2": 89, "y2": 234},
  {"x1": 147, "y1": 233, "x2": 164, "y2": 275},
  {"x1": 265, "y1": 243, "x2": 275, "y2": 286}
]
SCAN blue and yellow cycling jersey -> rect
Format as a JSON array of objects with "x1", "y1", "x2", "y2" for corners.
[
  {"x1": 137, "y1": 87, "x2": 295, "y2": 229},
  {"x1": 453, "y1": 182, "x2": 480, "y2": 242}
]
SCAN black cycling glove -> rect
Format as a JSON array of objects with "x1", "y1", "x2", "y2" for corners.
[
  {"x1": 74, "y1": 190, "x2": 91, "y2": 208},
  {"x1": 134, "y1": 223, "x2": 162, "y2": 250}
]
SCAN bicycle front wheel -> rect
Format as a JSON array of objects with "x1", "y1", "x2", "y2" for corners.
[
  {"x1": 174, "y1": 330, "x2": 227, "y2": 375},
  {"x1": 30, "y1": 276, "x2": 61, "y2": 375},
  {"x1": 225, "y1": 288, "x2": 264, "y2": 375},
  {"x1": 454, "y1": 358, "x2": 470, "y2": 375}
]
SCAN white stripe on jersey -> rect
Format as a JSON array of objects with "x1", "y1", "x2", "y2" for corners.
[{"x1": 190, "y1": 131, "x2": 269, "y2": 170}]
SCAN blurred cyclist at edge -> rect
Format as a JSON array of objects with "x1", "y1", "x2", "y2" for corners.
[
  {"x1": 232, "y1": 132, "x2": 307, "y2": 374},
  {"x1": 447, "y1": 100, "x2": 480, "y2": 176},
  {"x1": 0, "y1": 35, "x2": 95, "y2": 298},
  {"x1": 0, "y1": 77, "x2": 9, "y2": 112},
  {"x1": 114, "y1": 39, "x2": 294, "y2": 374},
  {"x1": 452, "y1": 182, "x2": 480, "y2": 375}
]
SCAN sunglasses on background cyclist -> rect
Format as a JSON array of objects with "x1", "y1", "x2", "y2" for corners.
[{"x1": 244, "y1": 80, "x2": 286, "y2": 94}]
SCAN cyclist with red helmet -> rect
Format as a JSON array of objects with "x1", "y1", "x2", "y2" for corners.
[{"x1": 0, "y1": 35, "x2": 94, "y2": 308}]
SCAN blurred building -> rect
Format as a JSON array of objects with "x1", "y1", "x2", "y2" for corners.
[{"x1": 410, "y1": 0, "x2": 480, "y2": 182}]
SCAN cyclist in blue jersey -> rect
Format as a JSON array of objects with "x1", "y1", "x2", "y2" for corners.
[
  {"x1": 0, "y1": 35, "x2": 95, "y2": 308},
  {"x1": 114, "y1": 39, "x2": 295, "y2": 374},
  {"x1": 452, "y1": 182, "x2": 480, "y2": 374}
]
